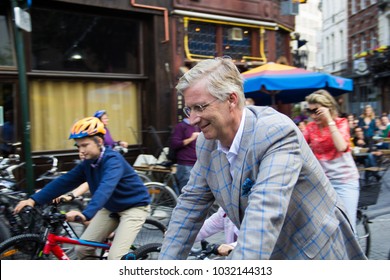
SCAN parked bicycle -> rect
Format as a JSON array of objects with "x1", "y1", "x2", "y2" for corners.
[
  {"x1": 0, "y1": 154, "x2": 84, "y2": 242},
  {"x1": 355, "y1": 178, "x2": 382, "y2": 258},
  {"x1": 145, "y1": 181, "x2": 178, "y2": 225},
  {"x1": 0, "y1": 201, "x2": 166, "y2": 260},
  {"x1": 0, "y1": 190, "x2": 42, "y2": 240},
  {"x1": 34, "y1": 155, "x2": 67, "y2": 186}
]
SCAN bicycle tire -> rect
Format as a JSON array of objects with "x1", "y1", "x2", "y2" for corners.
[
  {"x1": 356, "y1": 210, "x2": 371, "y2": 258},
  {"x1": 0, "y1": 233, "x2": 44, "y2": 260},
  {"x1": 132, "y1": 217, "x2": 167, "y2": 250},
  {"x1": 145, "y1": 182, "x2": 178, "y2": 225},
  {"x1": 0, "y1": 216, "x2": 11, "y2": 243},
  {"x1": 136, "y1": 172, "x2": 152, "y2": 183},
  {"x1": 133, "y1": 242, "x2": 162, "y2": 260}
]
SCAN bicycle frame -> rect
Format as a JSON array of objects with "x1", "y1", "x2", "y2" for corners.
[
  {"x1": 38, "y1": 216, "x2": 111, "y2": 260},
  {"x1": 42, "y1": 232, "x2": 110, "y2": 260},
  {"x1": 0, "y1": 203, "x2": 167, "y2": 260}
]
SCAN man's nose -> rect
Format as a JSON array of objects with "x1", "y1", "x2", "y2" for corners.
[{"x1": 188, "y1": 113, "x2": 200, "y2": 126}]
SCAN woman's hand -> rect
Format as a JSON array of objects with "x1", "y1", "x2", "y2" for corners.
[
  {"x1": 119, "y1": 141, "x2": 129, "y2": 148},
  {"x1": 191, "y1": 132, "x2": 200, "y2": 140},
  {"x1": 316, "y1": 107, "x2": 333, "y2": 123},
  {"x1": 217, "y1": 244, "x2": 234, "y2": 256}
]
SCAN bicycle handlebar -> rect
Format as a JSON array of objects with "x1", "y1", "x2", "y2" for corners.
[
  {"x1": 74, "y1": 215, "x2": 84, "y2": 223},
  {"x1": 189, "y1": 240, "x2": 226, "y2": 260}
]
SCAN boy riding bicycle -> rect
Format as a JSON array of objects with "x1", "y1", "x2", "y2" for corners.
[{"x1": 14, "y1": 117, "x2": 151, "y2": 260}]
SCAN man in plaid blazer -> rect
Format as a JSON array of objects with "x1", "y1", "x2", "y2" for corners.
[{"x1": 159, "y1": 57, "x2": 366, "y2": 260}]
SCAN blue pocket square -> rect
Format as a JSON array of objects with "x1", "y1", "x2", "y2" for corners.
[{"x1": 242, "y1": 178, "x2": 254, "y2": 197}]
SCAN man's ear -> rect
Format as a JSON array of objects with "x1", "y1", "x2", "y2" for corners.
[{"x1": 229, "y1": 92, "x2": 238, "y2": 105}]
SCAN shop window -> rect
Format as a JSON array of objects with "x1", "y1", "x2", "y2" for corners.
[
  {"x1": 0, "y1": 83, "x2": 16, "y2": 157},
  {"x1": 29, "y1": 80, "x2": 141, "y2": 151},
  {"x1": 0, "y1": 9, "x2": 16, "y2": 67},
  {"x1": 275, "y1": 32, "x2": 286, "y2": 61},
  {"x1": 222, "y1": 26, "x2": 252, "y2": 61},
  {"x1": 188, "y1": 21, "x2": 217, "y2": 58},
  {"x1": 31, "y1": 8, "x2": 140, "y2": 74},
  {"x1": 186, "y1": 19, "x2": 259, "y2": 62}
]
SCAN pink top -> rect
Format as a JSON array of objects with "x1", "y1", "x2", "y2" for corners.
[
  {"x1": 303, "y1": 117, "x2": 359, "y2": 182},
  {"x1": 195, "y1": 207, "x2": 239, "y2": 247}
]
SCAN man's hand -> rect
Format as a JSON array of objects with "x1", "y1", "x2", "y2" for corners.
[
  {"x1": 66, "y1": 210, "x2": 86, "y2": 223},
  {"x1": 14, "y1": 198, "x2": 35, "y2": 214}
]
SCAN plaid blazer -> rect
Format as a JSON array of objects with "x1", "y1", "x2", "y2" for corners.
[{"x1": 159, "y1": 106, "x2": 366, "y2": 260}]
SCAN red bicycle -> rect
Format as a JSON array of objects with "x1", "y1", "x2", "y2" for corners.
[{"x1": 0, "y1": 202, "x2": 166, "y2": 260}]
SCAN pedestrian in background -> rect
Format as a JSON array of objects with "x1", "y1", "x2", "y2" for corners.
[
  {"x1": 347, "y1": 113, "x2": 358, "y2": 136},
  {"x1": 303, "y1": 90, "x2": 360, "y2": 230},
  {"x1": 353, "y1": 126, "x2": 383, "y2": 182},
  {"x1": 93, "y1": 110, "x2": 128, "y2": 148},
  {"x1": 169, "y1": 118, "x2": 200, "y2": 193},
  {"x1": 159, "y1": 57, "x2": 366, "y2": 260},
  {"x1": 245, "y1": 97, "x2": 255, "y2": 106},
  {"x1": 358, "y1": 105, "x2": 378, "y2": 139}
]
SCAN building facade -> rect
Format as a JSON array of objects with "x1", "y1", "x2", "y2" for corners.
[
  {"x1": 321, "y1": 0, "x2": 348, "y2": 76},
  {"x1": 293, "y1": 0, "x2": 322, "y2": 71},
  {"x1": 319, "y1": 0, "x2": 389, "y2": 116},
  {"x1": 0, "y1": 0, "x2": 298, "y2": 174},
  {"x1": 347, "y1": 0, "x2": 382, "y2": 115}
]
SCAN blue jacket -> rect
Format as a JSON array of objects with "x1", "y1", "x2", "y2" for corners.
[{"x1": 31, "y1": 148, "x2": 150, "y2": 220}]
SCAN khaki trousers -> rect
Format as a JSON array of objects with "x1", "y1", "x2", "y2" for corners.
[{"x1": 76, "y1": 205, "x2": 150, "y2": 260}]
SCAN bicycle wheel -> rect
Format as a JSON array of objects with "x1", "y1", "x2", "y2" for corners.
[
  {"x1": 0, "y1": 216, "x2": 11, "y2": 243},
  {"x1": 132, "y1": 217, "x2": 167, "y2": 250},
  {"x1": 356, "y1": 210, "x2": 371, "y2": 258},
  {"x1": 0, "y1": 234, "x2": 44, "y2": 260},
  {"x1": 145, "y1": 182, "x2": 178, "y2": 225},
  {"x1": 136, "y1": 171, "x2": 152, "y2": 183},
  {"x1": 133, "y1": 243, "x2": 162, "y2": 260}
]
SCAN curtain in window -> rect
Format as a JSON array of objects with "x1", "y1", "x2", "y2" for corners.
[{"x1": 30, "y1": 80, "x2": 140, "y2": 151}]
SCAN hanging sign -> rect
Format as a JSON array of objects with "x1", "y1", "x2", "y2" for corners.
[{"x1": 14, "y1": 7, "x2": 31, "y2": 32}]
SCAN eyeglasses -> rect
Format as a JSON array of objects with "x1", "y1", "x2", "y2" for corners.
[
  {"x1": 183, "y1": 99, "x2": 219, "y2": 118},
  {"x1": 305, "y1": 108, "x2": 319, "y2": 115}
]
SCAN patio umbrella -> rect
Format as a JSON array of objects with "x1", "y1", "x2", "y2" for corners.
[{"x1": 242, "y1": 62, "x2": 353, "y2": 106}]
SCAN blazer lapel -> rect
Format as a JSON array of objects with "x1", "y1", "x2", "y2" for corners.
[
  {"x1": 231, "y1": 108, "x2": 256, "y2": 222},
  {"x1": 210, "y1": 108, "x2": 257, "y2": 227},
  {"x1": 211, "y1": 149, "x2": 239, "y2": 223}
]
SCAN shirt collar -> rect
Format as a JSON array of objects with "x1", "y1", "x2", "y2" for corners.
[{"x1": 90, "y1": 146, "x2": 106, "y2": 168}]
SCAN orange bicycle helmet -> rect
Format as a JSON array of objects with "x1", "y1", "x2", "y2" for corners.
[{"x1": 69, "y1": 117, "x2": 106, "y2": 139}]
